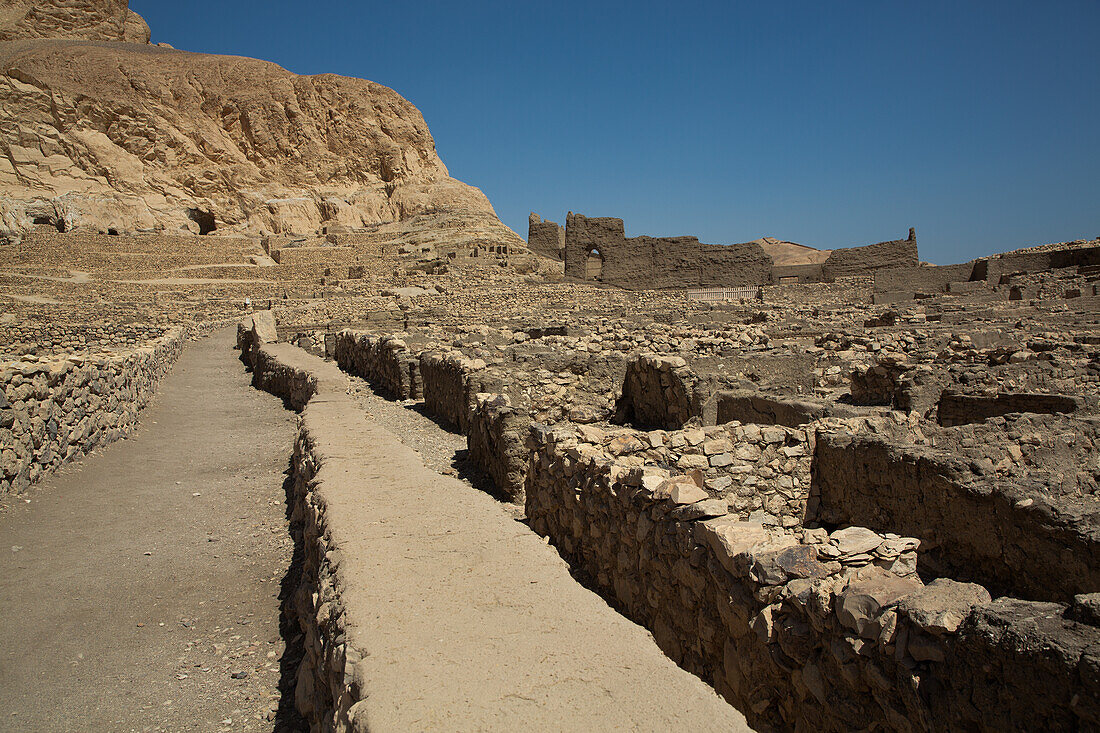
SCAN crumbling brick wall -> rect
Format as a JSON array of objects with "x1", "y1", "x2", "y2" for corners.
[
  {"x1": 419, "y1": 350, "x2": 501, "y2": 432},
  {"x1": 526, "y1": 213, "x2": 565, "y2": 260},
  {"x1": 821, "y1": 229, "x2": 918, "y2": 281},
  {"x1": 563, "y1": 213, "x2": 774, "y2": 289}
]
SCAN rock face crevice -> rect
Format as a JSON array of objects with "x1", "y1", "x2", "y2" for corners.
[{"x1": 0, "y1": 1, "x2": 514, "y2": 241}]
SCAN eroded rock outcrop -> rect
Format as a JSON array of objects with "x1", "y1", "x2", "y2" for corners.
[{"x1": 0, "y1": 0, "x2": 517, "y2": 243}]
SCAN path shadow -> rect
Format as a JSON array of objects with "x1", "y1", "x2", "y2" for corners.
[{"x1": 273, "y1": 463, "x2": 307, "y2": 732}]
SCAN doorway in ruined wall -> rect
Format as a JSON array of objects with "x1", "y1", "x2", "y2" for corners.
[{"x1": 586, "y1": 248, "x2": 604, "y2": 280}]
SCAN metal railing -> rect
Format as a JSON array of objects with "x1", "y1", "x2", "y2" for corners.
[{"x1": 686, "y1": 286, "x2": 763, "y2": 302}]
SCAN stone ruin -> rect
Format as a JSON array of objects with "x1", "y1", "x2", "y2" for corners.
[{"x1": 530, "y1": 211, "x2": 919, "y2": 289}]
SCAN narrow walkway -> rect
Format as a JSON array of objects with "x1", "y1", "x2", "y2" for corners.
[
  {"x1": 256, "y1": 342, "x2": 753, "y2": 731},
  {"x1": 0, "y1": 329, "x2": 299, "y2": 732}
]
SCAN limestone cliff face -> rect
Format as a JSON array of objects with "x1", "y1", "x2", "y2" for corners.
[{"x1": 0, "y1": 0, "x2": 517, "y2": 242}]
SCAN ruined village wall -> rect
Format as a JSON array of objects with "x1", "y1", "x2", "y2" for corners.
[
  {"x1": 332, "y1": 330, "x2": 421, "y2": 400},
  {"x1": 821, "y1": 230, "x2": 919, "y2": 281},
  {"x1": 874, "y1": 262, "x2": 976, "y2": 295},
  {"x1": 526, "y1": 213, "x2": 565, "y2": 260},
  {"x1": 812, "y1": 431, "x2": 1100, "y2": 602},
  {"x1": 525, "y1": 423, "x2": 1100, "y2": 732},
  {"x1": 563, "y1": 213, "x2": 773, "y2": 289},
  {"x1": 1, "y1": 325, "x2": 198, "y2": 495}
]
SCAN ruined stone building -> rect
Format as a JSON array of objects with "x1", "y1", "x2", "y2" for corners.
[{"x1": 531, "y1": 212, "x2": 919, "y2": 289}]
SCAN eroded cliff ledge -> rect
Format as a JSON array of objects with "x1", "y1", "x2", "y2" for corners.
[{"x1": 0, "y1": 1, "x2": 517, "y2": 244}]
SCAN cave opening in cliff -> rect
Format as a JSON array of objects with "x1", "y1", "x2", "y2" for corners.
[
  {"x1": 586, "y1": 248, "x2": 604, "y2": 281},
  {"x1": 107, "y1": 228, "x2": 119, "y2": 236},
  {"x1": 187, "y1": 208, "x2": 216, "y2": 235}
]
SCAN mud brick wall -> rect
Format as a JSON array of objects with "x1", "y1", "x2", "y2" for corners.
[
  {"x1": 419, "y1": 350, "x2": 501, "y2": 433},
  {"x1": 1, "y1": 326, "x2": 192, "y2": 495},
  {"x1": 332, "y1": 330, "x2": 421, "y2": 400},
  {"x1": 526, "y1": 213, "x2": 565, "y2": 260},
  {"x1": 466, "y1": 394, "x2": 530, "y2": 502},
  {"x1": 821, "y1": 230, "x2": 919, "y2": 281},
  {"x1": 812, "y1": 431, "x2": 1100, "y2": 602},
  {"x1": 525, "y1": 426, "x2": 1100, "y2": 732},
  {"x1": 564, "y1": 213, "x2": 774, "y2": 289},
  {"x1": 874, "y1": 262, "x2": 976, "y2": 294},
  {"x1": 937, "y1": 391, "x2": 1081, "y2": 426}
]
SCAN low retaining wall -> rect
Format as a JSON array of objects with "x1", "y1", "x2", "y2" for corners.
[
  {"x1": 419, "y1": 350, "x2": 500, "y2": 432},
  {"x1": 812, "y1": 431, "x2": 1100, "y2": 602},
  {"x1": 332, "y1": 330, "x2": 421, "y2": 400},
  {"x1": 715, "y1": 390, "x2": 857, "y2": 427},
  {"x1": 937, "y1": 391, "x2": 1082, "y2": 426},
  {"x1": 466, "y1": 394, "x2": 530, "y2": 502},
  {"x1": 1, "y1": 325, "x2": 195, "y2": 495},
  {"x1": 238, "y1": 327, "x2": 752, "y2": 731},
  {"x1": 525, "y1": 425, "x2": 1100, "y2": 732}
]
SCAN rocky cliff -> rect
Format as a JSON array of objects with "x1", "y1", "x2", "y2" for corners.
[{"x1": 0, "y1": 0, "x2": 519, "y2": 244}]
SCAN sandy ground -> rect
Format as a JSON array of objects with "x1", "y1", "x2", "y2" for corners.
[{"x1": 0, "y1": 329, "x2": 302, "y2": 732}]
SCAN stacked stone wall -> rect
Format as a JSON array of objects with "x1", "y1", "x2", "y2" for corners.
[
  {"x1": 332, "y1": 330, "x2": 421, "y2": 399},
  {"x1": 0, "y1": 322, "x2": 169, "y2": 356},
  {"x1": 467, "y1": 394, "x2": 530, "y2": 502},
  {"x1": 812, "y1": 431, "x2": 1100, "y2": 602},
  {"x1": 418, "y1": 350, "x2": 500, "y2": 432},
  {"x1": 525, "y1": 424, "x2": 1100, "y2": 731},
  {"x1": 1, "y1": 325, "x2": 195, "y2": 494},
  {"x1": 615, "y1": 354, "x2": 721, "y2": 429}
]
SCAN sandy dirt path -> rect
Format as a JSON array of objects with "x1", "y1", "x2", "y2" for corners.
[{"x1": 0, "y1": 329, "x2": 301, "y2": 732}]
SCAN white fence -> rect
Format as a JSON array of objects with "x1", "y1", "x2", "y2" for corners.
[{"x1": 686, "y1": 286, "x2": 763, "y2": 302}]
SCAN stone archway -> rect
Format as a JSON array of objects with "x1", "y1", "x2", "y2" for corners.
[{"x1": 586, "y1": 248, "x2": 604, "y2": 281}]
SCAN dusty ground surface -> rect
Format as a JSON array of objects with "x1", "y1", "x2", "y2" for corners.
[
  {"x1": 346, "y1": 380, "x2": 525, "y2": 515},
  {"x1": 0, "y1": 329, "x2": 301, "y2": 732}
]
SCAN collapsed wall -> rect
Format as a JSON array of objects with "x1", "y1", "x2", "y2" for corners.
[
  {"x1": 525, "y1": 422, "x2": 1100, "y2": 731},
  {"x1": 1, "y1": 325, "x2": 197, "y2": 495}
]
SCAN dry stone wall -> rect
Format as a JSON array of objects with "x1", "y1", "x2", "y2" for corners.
[
  {"x1": 1, "y1": 325, "x2": 193, "y2": 494},
  {"x1": 419, "y1": 350, "x2": 500, "y2": 432},
  {"x1": 525, "y1": 423, "x2": 1100, "y2": 732},
  {"x1": 332, "y1": 330, "x2": 421, "y2": 400},
  {"x1": 812, "y1": 430, "x2": 1100, "y2": 602}
]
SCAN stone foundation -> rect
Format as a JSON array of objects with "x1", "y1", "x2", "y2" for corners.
[{"x1": 812, "y1": 430, "x2": 1100, "y2": 602}]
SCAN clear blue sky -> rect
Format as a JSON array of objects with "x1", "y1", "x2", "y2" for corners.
[{"x1": 134, "y1": 0, "x2": 1099, "y2": 264}]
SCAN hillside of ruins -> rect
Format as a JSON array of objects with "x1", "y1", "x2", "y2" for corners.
[{"x1": 1, "y1": 1, "x2": 1098, "y2": 731}]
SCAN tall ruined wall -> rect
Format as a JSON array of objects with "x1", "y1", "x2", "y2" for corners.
[
  {"x1": 821, "y1": 229, "x2": 919, "y2": 281},
  {"x1": 564, "y1": 213, "x2": 774, "y2": 289},
  {"x1": 527, "y1": 213, "x2": 565, "y2": 260}
]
